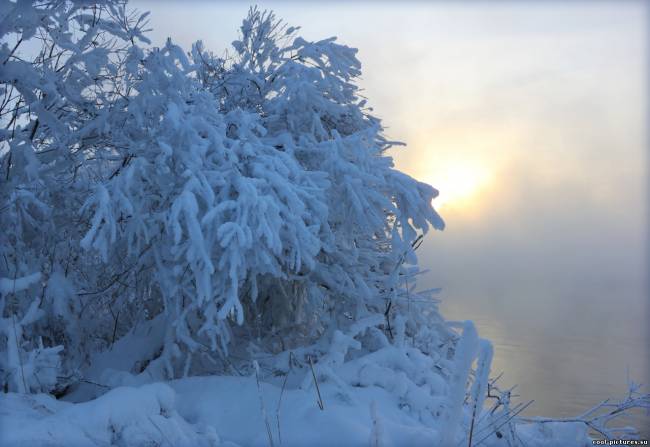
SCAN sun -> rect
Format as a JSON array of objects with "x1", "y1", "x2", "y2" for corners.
[{"x1": 429, "y1": 161, "x2": 492, "y2": 210}]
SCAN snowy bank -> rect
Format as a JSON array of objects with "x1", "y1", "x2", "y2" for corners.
[{"x1": 1, "y1": 374, "x2": 593, "y2": 447}]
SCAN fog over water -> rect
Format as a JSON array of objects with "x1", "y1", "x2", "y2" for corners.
[{"x1": 136, "y1": 0, "x2": 649, "y2": 433}]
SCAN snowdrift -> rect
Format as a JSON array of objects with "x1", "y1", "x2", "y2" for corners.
[{"x1": 1, "y1": 372, "x2": 592, "y2": 447}]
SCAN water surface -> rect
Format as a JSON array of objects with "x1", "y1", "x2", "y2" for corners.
[{"x1": 432, "y1": 272, "x2": 649, "y2": 437}]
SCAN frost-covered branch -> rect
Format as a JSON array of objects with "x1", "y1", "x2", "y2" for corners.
[{"x1": 519, "y1": 381, "x2": 650, "y2": 440}]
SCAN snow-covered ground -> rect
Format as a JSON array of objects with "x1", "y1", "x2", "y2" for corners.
[
  {"x1": 1, "y1": 374, "x2": 592, "y2": 447},
  {"x1": 1, "y1": 318, "x2": 598, "y2": 447}
]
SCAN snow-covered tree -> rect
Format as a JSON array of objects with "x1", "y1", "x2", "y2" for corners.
[
  {"x1": 2, "y1": 1, "x2": 447, "y2": 391},
  {"x1": 0, "y1": 0, "x2": 151, "y2": 392},
  {"x1": 188, "y1": 8, "x2": 446, "y2": 351}
]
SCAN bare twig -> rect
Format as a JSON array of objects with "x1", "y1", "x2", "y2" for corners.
[
  {"x1": 468, "y1": 400, "x2": 478, "y2": 447},
  {"x1": 276, "y1": 351, "x2": 294, "y2": 445},
  {"x1": 3, "y1": 38, "x2": 23, "y2": 65},
  {"x1": 254, "y1": 361, "x2": 275, "y2": 447},
  {"x1": 110, "y1": 310, "x2": 120, "y2": 347},
  {"x1": 384, "y1": 300, "x2": 393, "y2": 340},
  {"x1": 474, "y1": 400, "x2": 535, "y2": 446},
  {"x1": 308, "y1": 355, "x2": 324, "y2": 411},
  {"x1": 147, "y1": 415, "x2": 173, "y2": 447}
]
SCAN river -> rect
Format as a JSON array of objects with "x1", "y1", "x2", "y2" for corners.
[{"x1": 431, "y1": 269, "x2": 649, "y2": 437}]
